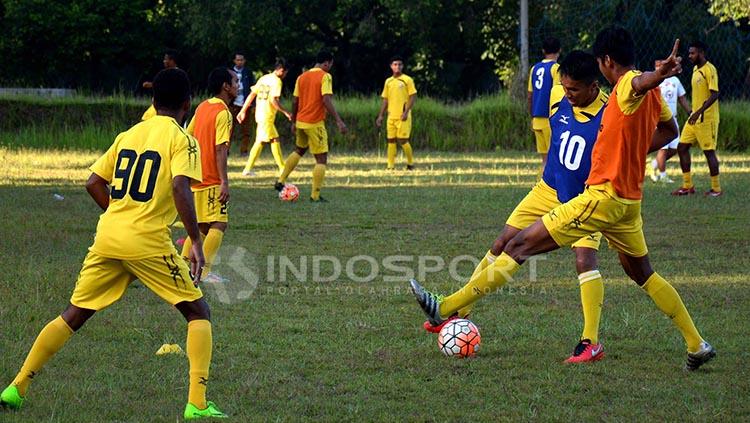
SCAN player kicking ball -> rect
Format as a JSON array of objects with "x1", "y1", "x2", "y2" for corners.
[
  {"x1": 0, "y1": 69, "x2": 228, "y2": 418},
  {"x1": 422, "y1": 50, "x2": 610, "y2": 363},
  {"x1": 411, "y1": 28, "x2": 715, "y2": 370}
]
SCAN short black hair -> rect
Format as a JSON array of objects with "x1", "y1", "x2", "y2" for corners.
[
  {"x1": 164, "y1": 49, "x2": 179, "y2": 61},
  {"x1": 689, "y1": 40, "x2": 708, "y2": 52},
  {"x1": 559, "y1": 50, "x2": 600, "y2": 84},
  {"x1": 390, "y1": 55, "x2": 404, "y2": 64},
  {"x1": 592, "y1": 26, "x2": 635, "y2": 67},
  {"x1": 153, "y1": 68, "x2": 191, "y2": 111},
  {"x1": 542, "y1": 37, "x2": 561, "y2": 55},
  {"x1": 207, "y1": 67, "x2": 233, "y2": 96},
  {"x1": 274, "y1": 57, "x2": 288, "y2": 70},
  {"x1": 234, "y1": 52, "x2": 245, "y2": 59},
  {"x1": 316, "y1": 50, "x2": 334, "y2": 64}
]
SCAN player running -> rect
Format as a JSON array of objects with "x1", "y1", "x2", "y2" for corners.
[
  {"x1": 0, "y1": 68, "x2": 228, "y2": 418},
  {"x1": 238, "y1": 58, "x2": 293, "y2": 177},
  {"x1": 411, "y1": 28, "x2": 715, "y2": 371},
  {"x1": 376, "y1": 55, "x2": 417, "y2": 170},
  {"x1": 423, "y1": 50, "x2": 610, "y2": 363}
]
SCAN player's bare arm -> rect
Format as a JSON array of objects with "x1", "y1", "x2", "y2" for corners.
[
  {"x1": 271, "y1": 96, "x2": 292, "y2": 121},
  {"x1": 322, "y1": 94, "x2": 347, "y2": 133},
  {"x1": 291, "y1": 96, "x2": 299, "y2": 133},
  {"x1": 85, "y1": 173, "x2": 111, "y2": 211},
  {"x1": 376, "y1": 98, "x2": 388, "y2": 127},
  {"x1": 678, "y1": 94, "x2": 692, "y2": 115},
  {"x1": 632, "y1": 39, "x2": 682, "y2": 95},
  {"x1": 173, "y1": 175, "x2": 205, "y2": 284},
  {"x1": 401, "y1": 93, "x2": 416, "y2": 121},
  {"x1": 237, "y1": 92, "x2": 257, "y2": 124},
  {"x1": 649, "y1": 118, "x2": 679, "y2": 153},
  {"x1": 688, "y1": 90, "x2": 719, "y2": 125},
  {"x1": 216, "y1": 142, "x2": 230, "y2": 204}
]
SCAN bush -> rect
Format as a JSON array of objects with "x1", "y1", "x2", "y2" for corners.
[{"x1": 1, "y1": 94, "x2": 748, "y2": 151}]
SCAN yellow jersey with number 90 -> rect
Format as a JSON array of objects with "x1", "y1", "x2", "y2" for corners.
[{"x1": 88, "y1": 116, "x2": 202, "y2": 260}]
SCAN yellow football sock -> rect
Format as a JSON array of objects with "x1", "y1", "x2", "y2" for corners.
[
  {"x1": 642, "y1": 273, "x2": 703, "y2": 353},
  {"x1": 180, "y1": 233, "x2": 206, "y2": 263},
  {"x1": 386, "y1": 143, "x2": 397, "y2": 169},
  {"x1": 243, "y1": 141, "x2": 264, "y2": 172},
  {"x1": 457, "y1": 250, "x2": 497, "y2": 317},
  {"x1": 202, "y1": 228, "x2": 224, "y2": 275},
  {"x1": 186, "y1": 319, "x2": 212, "y2": 409},
  {"x1": 710, "y1": 175, "x2": 721, "y2": 192},
  {"x1": 440, "y1": 252, "x2": 520, "y2": 318},
  {"x1": 682, "y1": 172, "x2": 693, "y2": 189},
  {"x1": 311, "y1": 164, "x2": 326, "y2": 200},
  {"x1": 279, "y1": 151, "x2": 301, "y2": 184},
  {"x1": 271, "y1": 142, "x2": 285, "y2": 173},
  {"x1": 12, "y1": 316, "x2": 73, "y2": 396},
  {"x1": 401, "y1": 142, "x2": 414, "y2": 165},
  {"x1": 578, "y1": 270, "x2": 604, "y2": 344}
]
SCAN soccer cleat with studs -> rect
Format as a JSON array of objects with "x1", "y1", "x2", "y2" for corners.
[
  {"x1": 704, "y1": 189, "x2": 723, "y2": 197},
  {"x1": 184, "y1": 401, "x2": 228, "y2": 420},
  {"x1": 274, "y1": 181, "x2": 284, "y2": 192},
  {"x1": 409, "y1": 279, "x2": 445, "y2": 327},
  {"x1": 564, "y1": 339, "x2": 605, "y2": 363},
  {"x1": 0, "y1": 385, "x2": 24, "y2": 410},
  {"x1": 671, "y1": 186, "x2": 696, "y2": 196},
  {"x1": 685, "y1": 341, "x2": 716, "y2": 371}
]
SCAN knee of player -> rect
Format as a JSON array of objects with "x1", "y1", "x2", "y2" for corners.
[
  {"x1": 503, "y1": 236, "x2": 528, "y2": 263},
  {"x1": 574, "y1": 250, "x2": 598, "y2": 274},
  {"x1": 61, "y1": 304, "x2": 95, "y2": 331}
]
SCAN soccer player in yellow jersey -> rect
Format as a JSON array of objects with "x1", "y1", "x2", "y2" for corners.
[
  {"x1": 0, "y1": 69, "x2": 228, "y2": 418},
  {"x1": 528, "y1": 37, "x2": 561, "y2": 170},
  {"x1": 142, "y1": 49, "x2": 179, "y2": 121},
  {"x1": 673, "y1": 40, "x2": 722, "y2": 197},
  {"x1": 238, "y1": 58, "x2": 292, "y2": 176},
  {"x1": 411, "y1": 28, "x2": 715, "y2": 371},
  {"x1": 376, "y1": 55, "x2": 417, "y2": 170},
  {"x1": 181, "y1": 68, "x2": 238, "y2": 283},
  {"x1": 275, "y1": 50, "x2": 347, "y2": 202}
]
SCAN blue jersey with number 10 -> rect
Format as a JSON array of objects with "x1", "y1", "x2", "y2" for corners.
[
  {"x1": 530, "y1": 61, "x2": 557, "y2": 117},
  {"x1": 542, "y1": 95, "x2": 605, "y2": 203}
]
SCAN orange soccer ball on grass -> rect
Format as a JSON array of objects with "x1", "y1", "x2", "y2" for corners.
[
  {"x1": 278, "y1": 184, "x2": 300, "y2": 202},
  {"x1": 437, "y1": 318, "x2": 481, "y2": 358}
]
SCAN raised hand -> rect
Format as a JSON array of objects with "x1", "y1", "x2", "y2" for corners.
[{"x1": 655, "y1": 39, "x2": 682, "y2": 78}]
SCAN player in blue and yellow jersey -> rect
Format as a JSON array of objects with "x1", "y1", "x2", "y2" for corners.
[
  {"x1": 411, "y1": 28, "x2": 715, "y2": 371},
  {"x1": 422, "y1": 51, "x2": 610, "y2": 363},
  {"x1": 180, "y1": 68, "x2": 238, "y2": 283},
  {"x1": 376, "y1": 55, "x2": 417, "y2": 170},
  {"x1": 0, "y1": 69, "x2": 228, "y2": 419},
  {"x1": 528, "y1": 37, "x2": 561, "y2": 170},
  {"x1": 673, "y1": 40, "x2": 722, "y2": 197}
]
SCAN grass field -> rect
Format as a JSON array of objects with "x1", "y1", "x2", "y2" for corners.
[{"x1": 1, "y1": 147, "x2": 749, "y2": 422}]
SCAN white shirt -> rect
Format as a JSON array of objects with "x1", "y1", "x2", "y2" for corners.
[
  {"x1": 233, "y1": 66, "x2": 246, "y2": 106},
  {"x1": 658, "y1": 76, "x2": 686, "y2": 117}
]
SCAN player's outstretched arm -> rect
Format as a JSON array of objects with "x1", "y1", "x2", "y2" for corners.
[
  {"x1": 633, "y1": 39, "x2": 682, "y2": 95},
  {"x1": 322, "y1": 94, "x2": 347, "y2": 133},
  {"x1": 85, "y1": 173, "x2": 110, "y2": 211},
  {"x1": 649, "y1": 118, "x2": 679, "y2": 153},
  {"x1": 237, "y1": 92, "x2": 257, "y2": 124},
  {"x1": 173, "y1": 175, "x2": 205, "y2": 283}
]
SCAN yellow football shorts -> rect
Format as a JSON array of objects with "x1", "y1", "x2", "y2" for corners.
[
  {"x1": 296, "y1": 125, "x2": 328, "y2": 154},
  {"x1": 532, "y1": 117, "x2": 551, "y2": 154},
  {"x1": 386, "y1": 117, "x2": 412, "y2": 139},
  {"x1": 681, "y1": 120, "x2": 718, "y2": 151},
  {"x1": 255, "y1": 119, "x2": 280, "y2": 142},
  {"x1": 542, "y1": 184, "x2": 648, "y2": 257},
  {"x1": 70, "y1": 250, "x2": 202, "y2": 310},
  {"x1": 507, "y1": 180, "x2": 601, "y2": 250},
  {"x1": 193, "y1": 185, "x2": 228, "y2": 224}
]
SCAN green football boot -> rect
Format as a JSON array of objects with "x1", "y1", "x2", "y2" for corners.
[
  {"x1": 0, "y1": 385, "x2": 25, "y2": 410},
  {"x1": 184, "y1": 401, "x2": 228, "y2": 419}
]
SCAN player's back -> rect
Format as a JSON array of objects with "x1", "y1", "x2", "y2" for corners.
[
  {"x1": 254, "y1": 73, "x2": 282, "y2": 122},
  {"x1": 189, "y1": 98, "x2": 231, "y2": 189},
  {"x1": 89, "y1": 116, "x2": 201, "y2": 260},
  {"x1": 529, "y1": 60, "x2": 558, "y2": 118},
  {"x1": 295, "y1": 68, "x2": 330, "y2": 124}
]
